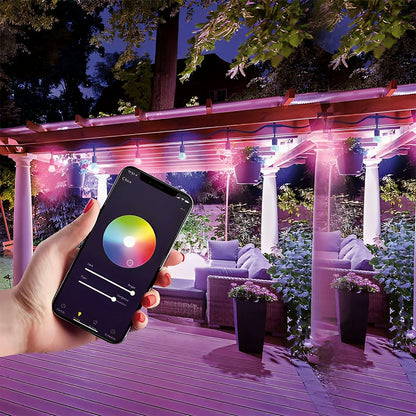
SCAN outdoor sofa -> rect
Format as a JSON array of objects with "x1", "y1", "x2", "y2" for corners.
[{"x1": 149, "y1": 239, "x2": 286, "y2": 335}]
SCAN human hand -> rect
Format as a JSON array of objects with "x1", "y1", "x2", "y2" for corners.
[{"x1": 1, "y1": 198, "x2": 181, "y2": 356}]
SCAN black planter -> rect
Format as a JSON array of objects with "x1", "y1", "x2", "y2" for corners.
[
  {"x1": 233, "y1": 298, "x2": 267, "y2": 353},
  {"x1": 234, "y1": 160, "x2": 262, "y2": 184},
  {"x1": 336, "y1": 151, "x2": 364, "y2": 175},
  {"x1": 66, "y1": 163, "x2": 85, "y2": 189},
  {"x1": 336, "y1": 289, "x2": 369, "y2": 345}
]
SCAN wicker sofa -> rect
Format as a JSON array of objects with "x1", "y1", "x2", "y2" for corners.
[{"x1": 149, "y1": 240, "x2": 287, "y2": 333}]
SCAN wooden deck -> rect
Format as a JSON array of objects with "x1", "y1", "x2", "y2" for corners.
[{"x1": 0, "y1": 316, "x2": 415, "y2": 416}]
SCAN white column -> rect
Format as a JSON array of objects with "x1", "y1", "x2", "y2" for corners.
[
  {"x1": 363, "y1": 158, "x2": 381, "y2": 245},
  {"x1": 9, "y1": 154, "x2": 35, "y2": 285},
  {"x1": 96, "y1": 174, "x2": 109, "y2": 206},
  {"x1": 311, "y1": 142, "x2": 336, "y2": 341},
  {"x1": 261, "y1": 168, "x2": 279, "y2": 253}
]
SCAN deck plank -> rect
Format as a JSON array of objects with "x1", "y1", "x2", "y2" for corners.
[
  {"x1": 1, "y1": 316, "x2": 415, "y2": 416},
  {"x1": 315, "y1": 331, "x2": 416, "y2": 416},
  {"x1": 0, "y1": 317, "x2": 320, "y2": 416}
]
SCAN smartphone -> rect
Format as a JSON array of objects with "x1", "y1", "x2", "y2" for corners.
[{"x1": 52, "y1": 166, "x2": 193, "y2": 343}]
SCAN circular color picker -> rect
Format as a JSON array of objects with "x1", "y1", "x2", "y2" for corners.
[{"x1": 103, "y1": 215, "x2": 156, "y2": 268}]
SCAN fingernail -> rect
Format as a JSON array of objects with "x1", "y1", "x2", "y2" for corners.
[
  {"x1": 142, "y1": 294, "x2": 157, "y2": 308},
  {"x1": 138, "y1": 312, "x2": 146, "y2": 323},
  {"x1": 161, "y1": 272, "x2": 171, "y2": 286},
  {"x1": 83, "y1": 199, "x2": 94, "y2": 214},
  {"x1": 181, "y1": 253, "x2": 185, "y2": 262}
]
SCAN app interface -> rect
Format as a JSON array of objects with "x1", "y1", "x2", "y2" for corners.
[{"x1": 53, "y1": 168, "x2": 192, "y2": 342}]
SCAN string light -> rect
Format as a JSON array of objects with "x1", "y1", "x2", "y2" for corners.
[
  {"x1": 374, "y1": 113, "x2": 381, "y2": 143},
  {"x1": 89, "y1": 147, "x2": 99, "y2": 173},
  {"x1": 271, "y1": 123, "x2": 278, "y2": 152},
  {"x1": 179, "y1": 136, "x2": 186, "y2": 160}
]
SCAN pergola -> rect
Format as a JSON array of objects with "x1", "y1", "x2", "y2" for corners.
[{"x1": 1, "y1": 82, "x2": 416, "y2": 341}]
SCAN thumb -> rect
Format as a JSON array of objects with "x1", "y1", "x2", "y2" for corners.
[{"x1": 47, "y1": 198, "x2": 100, "y2": 256}]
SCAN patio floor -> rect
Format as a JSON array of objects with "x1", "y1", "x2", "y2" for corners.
[{"x1": 0, "y1": 316, "x2": 415, "y2": 416}]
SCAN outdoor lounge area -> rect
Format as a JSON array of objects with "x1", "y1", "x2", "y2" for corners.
[{"x1": 1, "y1": 83, "x2": 416, "y2": 414}]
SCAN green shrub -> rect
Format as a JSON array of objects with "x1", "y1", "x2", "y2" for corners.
[
  {"x1": 369, "y1": 212, "x2": 414, "y2": 350},
  {"x1": 266, "y1": 220, "x2": 312, "y2": 358},
  {"x1": 174, "y1": 208, "x2": 213, "y2": 256},
  {"x1": 214, "y1": 203, "x2": 261, "y2": 247},
  {"x1": 33, "y1": 190, "x2": 84, "y2": 244}
]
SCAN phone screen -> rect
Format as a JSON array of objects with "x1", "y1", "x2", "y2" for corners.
[{"x1": 52, "y1": 166, "x2": 193, "y2": 343}]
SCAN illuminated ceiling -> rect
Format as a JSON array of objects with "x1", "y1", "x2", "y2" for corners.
[{"x1": 1, "y1": 82, "x2": 415, "y2": 174}]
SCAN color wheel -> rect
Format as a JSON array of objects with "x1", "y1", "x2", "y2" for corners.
[{"x1": 103, "y1": 215, "x2": 156, "y2": 268}]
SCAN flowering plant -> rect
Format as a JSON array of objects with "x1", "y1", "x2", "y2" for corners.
[
  {"x1": 232, "y1": 146, "x2": 264, "y2": 165},
  {"x1": 64, "y1": 154, "x2": 91, "y2": 174},
  {"x1": 405, "y1": 330, "x2": 416, "y2": 346},
  {"x1": 228, "y1": 281, "x2": 278, "y2": 302},
  {"x1": 331, "y1": 272, "x2": 380, "y2": 293},
  {"x1": 344, "y1": 137, "x2": 366, "y2": 155}
]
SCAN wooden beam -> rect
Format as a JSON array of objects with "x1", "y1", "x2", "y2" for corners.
[
  {"x1": 206, "y1": 98, "x2": 213, "y2": 115},
  {"x1": 75, "y1": 114, "x2": 93, "y2": 127},
  {"x1": 282, "y1": 88, "x2": 295, "y2": 106},
  {"x1": 135, "y1": 107, "x2": 148, "y2": 121},
  {"x1": 384, "y1": 80, "x2": 398, "y2": 97},
  {"x1": 26, "y1": 120, "x2": 47, "y2": 132}
]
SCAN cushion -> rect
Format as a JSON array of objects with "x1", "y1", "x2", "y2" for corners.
[
  {"x1": 238, "y1": 243, "x2": 255, "y2": 258},
  {"x1": 340, "y1": 234, "x2": 357, "y2": 249},
  {"x1": 210, "y1": 259, "x2": 237, "y2": 268},
  {"x1": 339, "y1": 240, "x2": 358, "y2": 259},
  {"x1": 240, "y1": 248, "x2": 271, "y2": 280},
  {"x1": 315, "y1": 251, "x2": 338, "y2": 260},
  {"x1": 353, "y1": 258, "x2": 374, "y2": 271},
  {"x1": 236, "y1": 249, "x2": 255, "y2": 268},
  {"x1": 343, "y1": 241, "x2": 365, "y2": 260},
  {"x1": 157, "y1": 279, "x2": 206, "y2": 300},
  {"x1": 316, "y1": 257, "x2": 352, "y2": 269},
  {"x1": 315, "y1": 231, "x2": 342, "y2": 252},
  {"x1": 194, "y1": 266, "x2": 248, "y2": 291},
  {"x1": 209, "y1": 240, "x2": 239, "y2": 261}
]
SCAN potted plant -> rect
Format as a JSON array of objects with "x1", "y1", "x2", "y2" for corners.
[
  {"x1": 228, "y1": 281, "x2": 278, "y2": 353},
  {"x1": 64, "y1": 154, "x2": 90, "y2": 191},
  {"x1": 331, "y1": 272, "x2": 380, "y2": 345},
  {"x1": 233, "y1": 146, "x2": 264, "y2": 184},
  {"x1": 336, "y1": 137, "x2": 366, "y2": 175}
]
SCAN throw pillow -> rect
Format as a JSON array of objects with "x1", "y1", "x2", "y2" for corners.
[
  {"x1": 339, "y1": 240, "x2": 357, "y2": 259},
  {"x1": 315, "y1": 231, "x2": 342, "y2": 252},
  {"x1": 238, "y1": 243, "x2": 255, "y2": 258},
  {"x1": 340, "y1": 234, "x2": 357, "y2": 249},
  {"x1": 209, "y1": 239, "x2": 239, "y2": 261}
]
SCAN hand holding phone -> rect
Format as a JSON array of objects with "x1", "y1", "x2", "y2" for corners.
[{"x1": 52, "y1": 167, "x2": 193, "y2": 343}]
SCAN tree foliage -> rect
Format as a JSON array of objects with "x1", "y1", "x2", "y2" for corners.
[{"x1": 180, "y1": 0, "x2": 415, "y2": 80}]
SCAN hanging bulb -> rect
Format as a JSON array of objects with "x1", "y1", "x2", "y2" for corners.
[
  {"x1": 135, "y1": 141, "x2": 142, "y2": 165},
  {"x1": 48, "y1": 152, "x2": 56, "y2": 173},
  {"x1": 179, "y1": 137, "x2": 186, "y2": 160},
  {"x1": 271, "y1": 123, "x2": 278, "y2": 152},
  {"x1": 89, "y1": 147, "x2": 99, "y2": 173},
  {"x1": 374, "y1": 114, "x2": 381, "y2": 143}
]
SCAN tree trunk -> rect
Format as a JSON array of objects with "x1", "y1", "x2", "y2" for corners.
[{"x1": 151, "y1": 7, "x2": 179, "y2": 111}]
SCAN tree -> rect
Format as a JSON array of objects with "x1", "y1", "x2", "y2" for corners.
[
  {"x1": 84, "y1": 0, "x2": 212, "y2": 110},
  {"x1": 1, "y1": 0, "x2": 103, "y2": 124}
]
